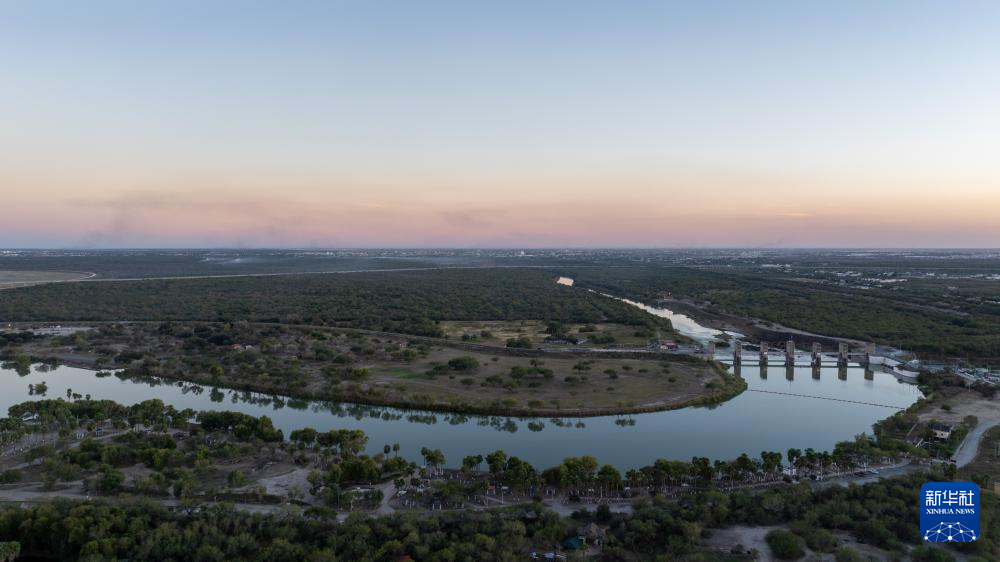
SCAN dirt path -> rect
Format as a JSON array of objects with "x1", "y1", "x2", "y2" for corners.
[
  {"x1": 257, "y1": 467, "x2": 313, "y2": 500},
  {"x1": 376, "y1": 480, "x2": 397, "y2": 515}
]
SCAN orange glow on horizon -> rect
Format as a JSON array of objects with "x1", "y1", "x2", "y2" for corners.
[{"x1": 4, "y1": 163, "x2": 999, "y2": 248}]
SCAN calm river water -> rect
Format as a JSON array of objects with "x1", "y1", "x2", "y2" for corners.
[{"x1": 0, "y1": 303, "x2": 922, "y2": 470}]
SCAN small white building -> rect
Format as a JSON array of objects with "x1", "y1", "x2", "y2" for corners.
[{"x1": 931, "y1": 423, "x2": 954, "y2": 440}]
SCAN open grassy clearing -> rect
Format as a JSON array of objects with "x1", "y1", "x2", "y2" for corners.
[
  {"x1": 438, "y1": 320, "x2": 660, "y2": 348},
  {"x1": 12, "y1": 321, "x2": 740, "y2": 416},
  {"x1": 914, "y1": 386, "x2": 1000, "y2": 426},
  {"x1": 0, "y1": 270, "x2": 92, "y2": 289},
  {"x1": 358, "y1": 348, "x2": 722, "y2": 415}
]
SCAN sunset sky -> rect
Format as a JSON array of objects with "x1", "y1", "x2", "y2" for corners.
[{"x1": 2, "y1": 1, "x2": 999, "y2": 248}]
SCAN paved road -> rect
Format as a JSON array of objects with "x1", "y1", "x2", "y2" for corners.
[
  {"x1": 813, "y1": 462, "x2": 922, "y2": 488},
  {"x1": 953, "y1": 419, "x2": 1000, "y2": 467}
]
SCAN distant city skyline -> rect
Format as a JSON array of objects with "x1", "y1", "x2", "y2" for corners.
[{"x1": 3, "y1": 1, "x2": 1000, "y2": 248}]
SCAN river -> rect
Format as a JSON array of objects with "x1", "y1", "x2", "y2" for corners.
[{"x1": 0, "y1": 300, "x2": 922, "y2": 470}]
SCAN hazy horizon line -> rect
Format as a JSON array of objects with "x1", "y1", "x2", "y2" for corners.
[{"x1": 4, "y1": 246, "x2": 1000, "y2": 252}]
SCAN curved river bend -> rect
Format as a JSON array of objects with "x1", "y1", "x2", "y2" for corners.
[{"x1": 1, "y1": 302, "x2": 921, "y2": 470}]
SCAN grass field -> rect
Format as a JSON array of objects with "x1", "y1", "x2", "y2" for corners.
[
  {"x1": 356, "y1": 346, "x2": 721, "y2": 414},
  {"x1": 438, "y1": 320, "x2": 658, "y2": 348},
  {"x1": 0, "y1": 270, "x2": 93, "y2": 289}
]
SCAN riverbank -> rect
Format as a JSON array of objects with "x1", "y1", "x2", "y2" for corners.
[
  {"x1": 0, "y1": 393, "x2": 934, "y2": 525},
  {"x1": 654, "y1": 297, "x2": 871, "y2": 348}
]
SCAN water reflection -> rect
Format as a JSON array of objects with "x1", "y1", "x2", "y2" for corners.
[{"x1": 0, "y1": 360, "x2": 921, "y2": 469}]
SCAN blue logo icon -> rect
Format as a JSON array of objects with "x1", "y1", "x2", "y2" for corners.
[{"x1": 920, "y1": 482, "x2": 980, "y2": 543}]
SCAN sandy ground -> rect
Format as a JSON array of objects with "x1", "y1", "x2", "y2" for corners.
[
  {"x1": 832, "y1": 533, "x2": 896, "y2": 561},
  {"x1": 257, "y1": 467, "x2": 313, "y2": 500},
  {"x1": 376, "y1": 480, "x2": 397, "y2": 514},
  {"x1": 918, "y1": 388, "x2": 1000, "y2": 425},
  {"x1": 704, "y1": 526, "x2": 782, "y2": 561},
  {"x1": 706, "y1": 527, "x2": 899, "y2": 561},
  {"x1": 913, "y1": 388, "x2": 1000, "y2": 466}
]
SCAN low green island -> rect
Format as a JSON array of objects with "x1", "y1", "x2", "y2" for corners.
[{"x1": 11, "y1": 321, "x2": 743, "y2": 417}]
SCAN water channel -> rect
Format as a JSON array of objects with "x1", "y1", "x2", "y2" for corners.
[{"x1": 0, "y1": 300, "x2": 923, "y2": 470}]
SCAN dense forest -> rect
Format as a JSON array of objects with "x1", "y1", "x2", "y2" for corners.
[
  {"x1": 0, "y1": 269, "x2": 670, "y2": 337},
  {"x1": 0, "y1": 252, "x2": 436, "y2": 278},
  {"x1": 7, "y1": 256, "x2": 998, "y2": 357},
  {"x1": 561, "y1": 266, "x2": 1000, "y2": 359}
]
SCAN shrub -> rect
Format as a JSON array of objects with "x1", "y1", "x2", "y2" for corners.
[
  {"x1": 0, "y1": 469, "x2": 22, "y2": 484},
  {"x1": 765, "y1": 529, "x2": 805, "y2": 560},
  {"x1": 447, "y1": 356, "x2": 480, "y2": 371},
  {"x1": 90, "y1": 464, "x2": 125, "y2": 493},
  {"x1": 910, "y1": 546, "x2": 955, "y2": 562},
  {"x1": 505, "y1": 336, "x2": 533, "y2": 349},
  {"x1": 791, "y1": 523, "x2": 836, "y2": 553},
  {"x1": 834, "y1": 548, "x2": 863, "y2": 562},
  {"x1": 228, "y1": 470, "x2": 248, "y2": 488}
]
